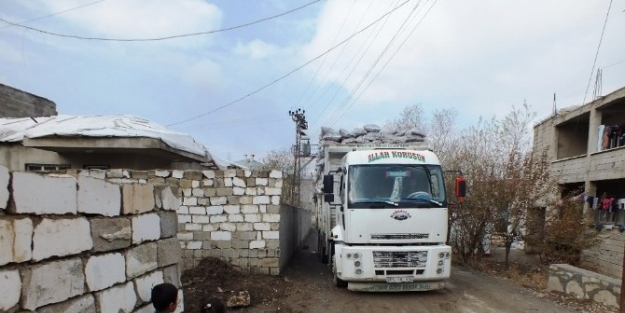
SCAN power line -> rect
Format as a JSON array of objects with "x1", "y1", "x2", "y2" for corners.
[
  {"x1": 330, "y1": 0, "x2": 438, "y2": 126},
  {"x1": 603, "y1": 57, "x2": 625, "y2": 69},
  {"x1": 291, "y1": 0, "x2": 358, "y2": 109},
  {"x1": 166, "y1": 0, "x2": 411, "y2": 127},
  {"x1": 0, "y1": 0, "x2": 106, "y2": 30},
  {"x1": 310, "y1": 0, "x2": 400, "y2": 127},
  {"x1": 0, "y1": 0, "x2": 323, "y2": 42},
  {"x1": 326, "y1": 0, "x2": 425, "y2": 127}
]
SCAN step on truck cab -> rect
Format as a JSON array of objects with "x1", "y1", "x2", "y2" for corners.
[{"x1": 315, "y1": 144, "x2": 466, "y2": 292}]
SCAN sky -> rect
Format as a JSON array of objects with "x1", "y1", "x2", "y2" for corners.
[{"x1": 1, "y1": 0, "x2": 624, "y2": 163}]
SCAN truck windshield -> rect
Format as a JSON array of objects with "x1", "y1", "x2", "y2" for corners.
[{"x1": 347, "y1": 164, "x2": 447, "y2": 208}]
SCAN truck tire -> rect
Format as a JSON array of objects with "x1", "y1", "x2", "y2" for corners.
[{"x1": 332, "y1": 255, "x2": 348, "y2": 288}]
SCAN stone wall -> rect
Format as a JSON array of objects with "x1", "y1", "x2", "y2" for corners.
[
  {"x1": 164, "y1": 169, "x2": 285, "y2": 275},
  {"x1": 580, "y1": 228, "x2": 624, "y2": 279},
  {"x1": 0, "y1": 166, "x2": 184, "y2": 313},
  {"x1": 0, "y1": 83, "x2": 57, "y2": 118},
  {"x1": 547, "y1": 264, "x2": 620, "y2": 308}
]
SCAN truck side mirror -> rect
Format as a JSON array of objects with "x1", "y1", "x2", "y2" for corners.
[
  {"x1": 455, "y1": 176, "x2": 466, "y2": 202},
  {"x1": 323, "y1": 174, "x2": 334, "y2": 194},
  {"x1": 324, "y1": 194, "x2": 334, "y2": 203}
]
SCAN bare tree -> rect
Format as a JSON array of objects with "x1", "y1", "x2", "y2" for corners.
[
  {"x1": 384, "y1": 103, "x2": 426, "y2": 133},
  {"x1": 261, "y1": 148, "x2": 295, "y2": 205}
]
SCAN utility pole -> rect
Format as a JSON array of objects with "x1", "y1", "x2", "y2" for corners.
[{"x1": 289, "y1": 108, "x2": 308, "y2": 207}]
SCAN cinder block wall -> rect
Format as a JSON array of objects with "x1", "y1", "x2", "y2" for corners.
[
  {"x1": 0, "y1": 166, "x2": 184, "y2": 313},
  {"x1": 581, "y1": 229, "x2": 625, "y2": 279}
]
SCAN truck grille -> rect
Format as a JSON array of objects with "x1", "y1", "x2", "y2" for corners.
[
  {"x1": 371, "y1": 233, "x2": 429, "y2": 240},
  {"x1": 373, "y1": 251, "x2": 428, "y2": 268}
]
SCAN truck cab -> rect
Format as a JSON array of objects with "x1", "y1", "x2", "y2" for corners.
[{"x1": 317, "y1": 147, "x2": 465, "y2": 291}]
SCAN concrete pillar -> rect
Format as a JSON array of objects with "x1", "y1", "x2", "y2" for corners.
[{"x1": 587, "y1": 108, "x2": 602, "y2": 154}]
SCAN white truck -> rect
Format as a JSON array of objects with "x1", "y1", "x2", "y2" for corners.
[{"x1": 314, "y1": 143, "x2": 466, "y2": 292}]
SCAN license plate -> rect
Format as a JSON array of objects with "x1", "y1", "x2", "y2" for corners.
[{"x1": 386, "y1": 276, "x2": 414, "y2": 283}]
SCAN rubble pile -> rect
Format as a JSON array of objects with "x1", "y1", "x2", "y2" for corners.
[{"x1": 314, "y1": 124, "x2": 427, "y2": 187}]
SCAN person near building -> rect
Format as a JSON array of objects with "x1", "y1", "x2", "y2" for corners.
[{"x1": 151, "y1": 283, "x2": 179, "y2": 313}]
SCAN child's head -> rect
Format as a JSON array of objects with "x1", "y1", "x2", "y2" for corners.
[
  {"x1": 202, "y1": 298, "x2": 226, "y2": 313},
  {"x1": 151, "y1": 283, "x2": 178, "y2": 313}
]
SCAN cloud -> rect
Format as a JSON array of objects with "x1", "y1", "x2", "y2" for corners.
[
  {"x1": 182, "y1": 58, "x2": 224, "y2": 90},
  {"x1": 299, "y1": 0, "x2": 625, "y2": 127},
  {"x1": 234, "y1": 39, "x2": 289, "y2": 59}
]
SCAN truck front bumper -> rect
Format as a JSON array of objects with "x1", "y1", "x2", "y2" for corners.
[{"x1": 335, "y1": 244, "x2": 452, "y2": 286}]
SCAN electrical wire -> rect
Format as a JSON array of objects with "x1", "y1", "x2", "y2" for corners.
[
  {"x1": 309, "y1": 0, "x2": 400, "y2": 127},
  {"x1": 0, "y1": 0, "x2": 106, "y2": 30},
  {"x1": 301, "y1": 0, "x2": 376, "y2": 111},
  {"x1": 603, "y1": 57, "x2": 625, "y2": 69},
  {"x1": 291, "y1": 0, "x2": 358, "y2": 109},
  {"x1": 325, "y1": 0, "x2": 425, "y2": 127},
  {"x1": 330, "y1": 0, "x2": 437, "y2": 126},
  {"x1": 166, "y1": 0, "x2": 412, "y2": 127},
  {"x1": 0, "y1": 0, "x2": 323, "y2": 42}
]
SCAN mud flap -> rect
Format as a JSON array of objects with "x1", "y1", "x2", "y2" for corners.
[{"x1": 347, "y1": 281, "x2": 445, "y2": 292}]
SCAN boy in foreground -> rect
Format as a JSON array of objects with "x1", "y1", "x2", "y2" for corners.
[{"x1": 151, "y1": 283, "x2": 179, "y2": 313}]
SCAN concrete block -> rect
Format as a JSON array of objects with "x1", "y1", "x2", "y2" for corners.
[
  {"x1": 172, "y1": 170, "x2": 184, "y2": 179},
  {"x1": 210, "y1": 197, "x2": 228, "y2": 205},
  {"x1": 162, "y1": 265, "x2": 182, "y2": 288},
  {"x1": 182, "y1": 188, "x2": 192, "y2": 197},
  {"x1": 224, "y1": 170, "x2": 236, "y2": 178},
  {"x1": 135, "y1": 270, "x2": 164, "y2": 303},
  {"x1": 78, "y1": 176, "x2": 121, "y2": 216},
  {"x1": 228, "y1": 214, "x2": 244, "y2": 222},
  {"x1": 192, "y1": 180, "x2": 200, "y2": 188},
  {"x1": 0, "y1": 165, "x2": 8, "y2": 210},
  {"x1": 245, "y1": 187, "x2": 257, "y2": 196},
  {"x1": 134, "y1": 304, "x2": 154, "y2": 313},
  {"x1": 253, "y1": 196, "x2": 270, "y2": 204},
  {"x1": 233, "y1": 223, "x2": 251, "y2": 231},
  {"x1": 224, "y1": 178, "x2": 233, "y2": 187},
  {"x1": 263, "y1": 231, "x2": 280, "y2": 239},
  {"x1": 175, "y1": 289, "x2": 185, "y2": 313},
  {"x1": 250, "y1": 240, "x2": 266, "y2": 249},
  {"x1": 38, "y1": 294, "x2": 96, "y2": 313},
  {"x1": 207, "y1": 205, "x2": 224, "y2": 215},
  {"x1": 203, "y1": 170, "x2": 216, "y2": 179},
  {"x1": 265, "y1": 187, "x2": 282, "y2": 196},
  {"x1": 189, "y1": 206, "x2": 206, "y2": 215},
  {"x1": 267, "y1": 239, "x2": 279, "y2": 249},
  {"x1": 271, "y1": 196, "x2": 281, "y2": 205},
  {"x1": 22, "y1": 258, "x2": 86, "y2": 310},
  {"x1": 233, "y1": 187, "x2": 245, "y2": 195},
  {"x1": 155, "y1": 170, "x2": 171, "y2": 177},
  {"x1": 126, "y1": 242, "x2": 158, "y2": 279},
  {"x1": 12, "y1": 172, "x2": 77, "y2": 214},
  {"x1": 161, "y1": 186, "x2": 180, "y2": 211},
  {"x1": 85, "y1": 253, "x2": 126, "y2": 292},
  {"x1": 211, "y1": 215, "x2": 228, "y2": 223},
  {"x1": 263, "y1": 214, "x2": 280, "y2": 223},
  {"x1": 177, "y1": 206, "x2": 189, "y2": 214},
  {"x1": 211, "y1": 231, "x2": 232, "y2": 241},
  {"x1": 95, "y1": 281, "x2": 137, "y2": 313},
  {"x1": 158, "y1": 237, "x2": 182, "y2": 267},
  {"x1": 123, "y1": 184, "x2": 156, "y2": 215},
  {"x1": 193, "y1": 215, "x2": 210, "y2": 224},
  {"x1": 183, "y1": 197, "x2": 198, "y2": 206},
  {"x1": 259, "y1": 205, "x2": 267, "y2": 213},
  {"x1": 202, "y1": 224, "x2": 219, "y2": 231},
  {"x1": 91, "y1": 217, "x2": 131, "y2": 252},
  {"x1": 245, "y1": 214, "x2": 261, "y2": 223},
  {"x1": 0, "y1": 269, "x2": 20, "y2": 311},
  {"x1": 33, "y1": 218, "x2": 92, "y2": 261},
  {"x1": 203, "y1": 179, "x2": 214, "y2": 187},
  {"x1": 177, "y1": 232, "x2": 193, "y2": 240},
  {"x1": 255, "y1": 178, "x2": 268, "y2": 186},
  {"x1": 185, "y1": 223, "x2": 201, "y2": 231},
  {"x1": 241, "y1": 204, "x2": 259, "y2": 214},
  {"x1": 187, "y1": 241, "x2": 202, "y2": 249},
  {"x1": 275, "y1": 180, "x2": 283, "y2": 188},
  {"x1": 0, "y1": 218, "x2": 32, "y2": 265},
  {"x1": 132, "y1": 213, "x2": 161, "y2": 244},
  {"x1": 232, "y1": 177, "x2": 246, "y2": 187},
  {"x1": 159, "y1": 211, "x2": 178, "y2": 239},
  {"x1": 256, "y1": 187, "x2": 265, "y2": 195},
  {"x1": 238, "y1": 196, "x2": 252, "y2": 205},
  {"x1": 254, "y1": 223, "x2": 271, "y2": 231},
  {"x1": 221, "y1": 222, "x2": 237, "y2": 232},
  {"x1": 192, "y1": 188, "x2": 205, "y2": 197},
  {"x1": 267, "y1": 205, "x2": 280, "y2": 213},
  {"x1": 269, "y1": 170, "x2": 282, "y2": 178},
  {"x1": 178, "y1": 215, "x2": 191, "y2": 223},
  {"x1": 224, "y1": 205, "x2": 240, "y2": 214}
]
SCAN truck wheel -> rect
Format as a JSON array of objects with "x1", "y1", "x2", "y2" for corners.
[{"x1": 332, "y1": 255, "x2": 348, "y2": 288}]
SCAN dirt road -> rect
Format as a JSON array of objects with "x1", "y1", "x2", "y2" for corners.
[{"x1": 269, "y1": 233, "x2": 575, "y2": 313}]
